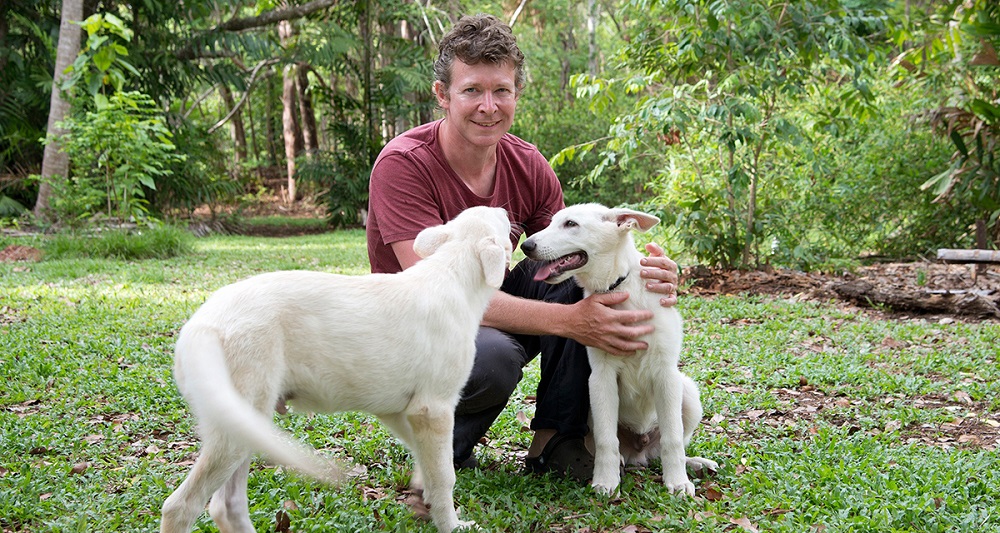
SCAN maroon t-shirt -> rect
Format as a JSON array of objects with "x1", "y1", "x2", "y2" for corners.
[{"x1": 367, "y1": 119, "x2": 565, "y2": 274}]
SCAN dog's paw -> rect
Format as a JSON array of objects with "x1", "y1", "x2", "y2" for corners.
[
  {"x1": 664, "y1": 479, "x2": 695, "y2": 497},
  {"x1": 454, "y1": 519, "x2": 480, "y2": 531},
  {"x1": 591, "y1": 479, "x2": 619, "y2": 496},
  {"x1": 686, "y1": 456, "x2": 719, "y2": 478}
]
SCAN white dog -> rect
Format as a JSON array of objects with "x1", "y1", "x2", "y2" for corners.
[
  {"x1": 159, "y1": 206, "x2": 512, "y2": 533},
  {"x1": 521, "y1": 203, "x2": 716, "y2": 496}
]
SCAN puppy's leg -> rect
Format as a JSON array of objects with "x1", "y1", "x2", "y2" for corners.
[
  {"x1": 588, "y1": 358, "x2": 622, "y2": 495},
  {"x1": 655, "y1": 369, "x2": 694, "y2": 496},
  {"x1": 160, "y1": 442, "x2": 252, "y2": 533},
  {"x1": 379, "y1": 413, "x2": 423, "y2": 491},
  {"x1": 208, "y1": 457, "x2": 255, "y2": 533},
  {"x1": 407, "y1": 402, "x2": 473, "y2": 532},
  {"x1": 680, "y1": 374, "x2": 718, "y2": 474}
]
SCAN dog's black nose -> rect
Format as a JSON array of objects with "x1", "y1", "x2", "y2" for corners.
[{"x1": 521, "y1": 240, "x2": 536, "y2": 253}]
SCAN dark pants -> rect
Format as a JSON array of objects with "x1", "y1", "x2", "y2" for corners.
[{"x1": 452, "y1": 259, "x2": 591, "y2": 463}]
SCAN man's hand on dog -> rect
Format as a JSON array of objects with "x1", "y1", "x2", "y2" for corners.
[
  {"x1": 640, "y1": 243, "x2": 679, "y2": 308},
  {"x1": 568, "y1": 244, "x2": 678, "y2": 357},
  {"x1": 570, "y1": 291, "x2": 655, "y2": 356}
]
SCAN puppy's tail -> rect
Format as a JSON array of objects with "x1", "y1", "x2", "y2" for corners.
[{"x1": 175, "y1": 325, "x2": 343, "y2": 484}]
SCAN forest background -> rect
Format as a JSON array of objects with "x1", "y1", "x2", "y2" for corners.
[{"x1": 1, "y1": 0, "x2": 998, "y2": 270}]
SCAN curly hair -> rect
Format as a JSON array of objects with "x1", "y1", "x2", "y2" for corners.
[{"x1": 434, "y1": 14, "x2": 526, "y2": 93}]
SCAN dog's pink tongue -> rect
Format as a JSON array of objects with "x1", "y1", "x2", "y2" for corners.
[{"x1": 533, "y1": 261, "x2": 557, "y2": 281}]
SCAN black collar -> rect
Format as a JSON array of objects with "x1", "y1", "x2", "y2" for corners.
[{"x1": 606, "y1": 273, "x2": 628, "y2": 292}]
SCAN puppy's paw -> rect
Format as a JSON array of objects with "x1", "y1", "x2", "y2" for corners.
[
  {"x1": 454, "y1": 519, "x2": 480, "y2": 531},
  {"x1": 664, "y1": 479, "x2": 695, "y2": 497},
  {"x1": 591, "y1": 478, "x2": 619, "y2": 496},
  {"x1": 686, "y1": 456, "x2": 719, "y2": 477}
]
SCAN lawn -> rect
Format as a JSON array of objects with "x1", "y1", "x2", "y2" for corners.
[{"x1": 1, "y1": 228, "x2": 998, "y2": 532}]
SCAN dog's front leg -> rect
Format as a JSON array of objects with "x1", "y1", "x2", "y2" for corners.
[
  {"x1": 407, "y1": 403, "x2": 475, "y2": 532},
  {"x1": 656, "y1": 369, "x2": 694, "y2": 496},
  {"x1": 588, "y1": 356, "x2": 622, "y2": 495}
]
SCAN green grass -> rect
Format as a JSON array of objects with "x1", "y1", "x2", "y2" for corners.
[
  {"x1": 38, "y1": 225, "x2": 194, "y2": 261},
  {"x1": 2, "y1": 228, "x2": 998, "y2": 532}
]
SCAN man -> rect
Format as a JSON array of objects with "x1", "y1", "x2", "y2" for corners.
[{"x1": 367, "y1": 14, "x2": 679, "y2": 481}]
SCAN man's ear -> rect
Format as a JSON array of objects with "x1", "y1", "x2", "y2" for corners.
[
  {"x1": 433, "y1": 80, "x2": 449, "y2": 108},
  {"x1": 477, "y1": 236, "x2": 508, "y2": 289},
  {"x1": 608, "y1": 208, "x2": 660, "y2": 233},
  {"x1": 413, "y1": 225, "x2": 450, "y2": 259}
]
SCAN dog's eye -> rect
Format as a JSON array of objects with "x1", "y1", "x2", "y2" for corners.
[{"x1": 563, "y1": 220, "x2": 578, "y2": 228}]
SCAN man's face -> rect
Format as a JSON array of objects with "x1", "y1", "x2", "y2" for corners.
[{"x1": 435, "y1": 59, "x2": 519, "y2": 148}]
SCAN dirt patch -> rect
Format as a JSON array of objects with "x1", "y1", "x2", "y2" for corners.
[
  {"x1": 684, "y1": 262, "x2": 1000, "y2": 321},
  {"x1": 702, "y1": 383, "x2": 999, "y2": 452},
  {"x1": 0, "y1": 244, "x2": 42, "y2": 262}
]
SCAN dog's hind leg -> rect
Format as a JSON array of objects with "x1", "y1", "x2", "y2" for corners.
[
  {"x1": 679, "y1": 374, "x2": 718, "y2": 475},
  {"x1": 407, "y1": 402, "x2": 474, "y2": 532},
  {"x1": 208, "y1": 456, "x2": 256, "y2": 533},
  {"x1": 378, "y1": 413, "x2": 424, "y2": 491},
  {"x1": 160, "y1": 444, "x2": 252, "y2": 533}
]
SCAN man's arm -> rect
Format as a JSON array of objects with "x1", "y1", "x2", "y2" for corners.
[
  {"x1": 391, "y1": 239, "x2": 677, "y2": 357},
  {"x1": 482, "y1": 291, "x2": 654, "y2": 356}
]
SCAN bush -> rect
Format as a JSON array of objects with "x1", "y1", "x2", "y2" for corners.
[{"x1": 42, "y1": 225, "x2": 192, "y2": 260}]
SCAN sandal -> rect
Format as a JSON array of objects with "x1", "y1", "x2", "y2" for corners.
[{"x1": 524, "y1": 433, "x2": 594, "y2": 483}]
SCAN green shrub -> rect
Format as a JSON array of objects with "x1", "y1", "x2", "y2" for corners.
[{"x1": 42, "y1": 225, "x2": 192, "y2": 260}]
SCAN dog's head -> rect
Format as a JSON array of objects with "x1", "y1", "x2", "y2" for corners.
[
  {"x1": 521, "y1": 203, "x2": 659, "y2": 285},
  {"x1": 412, "y1": 206, "x2": 512, "y2": 288}
]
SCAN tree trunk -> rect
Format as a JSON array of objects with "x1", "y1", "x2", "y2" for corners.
[
  {"x1": 296, "y1": 65, "x2": 318, "y2": 157},
  {"x1": 265, "y1": 74, "x2": 279, "y2": 166},
  {"x1": 35, "y1": 0, "x2": 84, "y2": 221},
  {"x1": 279, "y1": 19, "x2": 303, "y2": 203},
  {"x1": 219, "y1": 85, "x2": 247, "y2": 174},
  {"x1": 282, "y1": 62, "x2": 302, "y2": 203}
]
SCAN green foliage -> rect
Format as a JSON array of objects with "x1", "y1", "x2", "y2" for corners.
[
  {"x1": 297, "y1": 2, "x2": 435, "y2": 227},
  {"x1": 296, "y1": 151, "x2": 369, "y2": 229},
  {"x1": 565, "y1": 0, "x2": 889, "y2": 268},
  {"x1": 42, "y1": 225, "x2": 193, "y2": 260},
  {"x1": 895, "y1": 0, "x2": 1000, "y2": 244},
  {"x1": 153, "y1": 121, "x2": 242, "y2": 217},
  {"x1": 51, "y1": 91, "x2": 185, "y2": 225},
  {"x1": 0, "y1": 0, "x2": 59, "y2": 173},
  {"x1": 66, "y1": 13, "x2": 141, "y2": 109}
]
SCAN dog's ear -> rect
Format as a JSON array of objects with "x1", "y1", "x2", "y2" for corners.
[
  {"x1": 608, "y1": 208, "x2": 660, "y2": 233},
  {"x1": 477, "y1": 236, "x2": 508, "y2": 288},
  {"x1": 413, "y1": 225, "x2": 451, "y2": 259}
]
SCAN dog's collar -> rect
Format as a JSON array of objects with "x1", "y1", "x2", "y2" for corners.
[{"x1": 605, "y1": 273, "x2": 629, "y2": 292}]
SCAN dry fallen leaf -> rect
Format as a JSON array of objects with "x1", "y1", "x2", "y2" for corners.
[
  {"x1": 274, "y1": 509, "x2": 291, "y2": 532},
  {"x1": 70, "y1": 462, "x2": 90, "y2": 475},
  {"x1": 730, "y1": 516, "x2": 759, "y2": 532},
  {"x1": 703, "y1": 485, "x2": 725, "y2": 502}
]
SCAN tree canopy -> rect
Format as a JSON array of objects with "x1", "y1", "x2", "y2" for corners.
[{"x1": 1, "y1": 0, "x2": 997, "y2": 267}]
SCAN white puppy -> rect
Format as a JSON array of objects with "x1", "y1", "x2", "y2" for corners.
[
  {"x1": 159, "y1": 206, "x2": 512, "y2": 533},
  {"x1": 521, "y1": 203, "x2": 716, "y2": 496}
]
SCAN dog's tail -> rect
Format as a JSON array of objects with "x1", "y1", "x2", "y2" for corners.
[{"x1": 175, "y1": 326, "x2": 343, "y2": 484}]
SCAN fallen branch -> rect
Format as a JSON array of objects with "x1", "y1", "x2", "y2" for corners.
[{"x1": 832, "y1": 280, "x2": 1000, "y2": 318}]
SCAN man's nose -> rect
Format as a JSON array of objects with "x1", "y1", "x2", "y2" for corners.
[{"x1": 479, "y1": 92, "x2": 497, "y2": 112}]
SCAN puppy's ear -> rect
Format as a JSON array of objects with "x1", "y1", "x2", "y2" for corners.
[
  {"x1": 477, "y1": 236, "x2": 508, "y2": 288},
  {"x1": 413, "y1": 225, "x2": 451, "y2": 258},
  {"x1": 608, "y1": 208, "x2": 660, "y2": 233}
]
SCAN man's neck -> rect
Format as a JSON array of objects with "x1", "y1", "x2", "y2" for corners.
[{"x1": 439, "y1": 119, "x2": 498, "y2": 197}]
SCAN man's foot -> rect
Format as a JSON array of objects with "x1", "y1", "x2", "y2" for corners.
[
  {"x1": 524, "y1": 433, "x2": 594, "y2": 483},
  {"x1": 454, "y1": 454, "x2": 479, "y2": 470}
]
